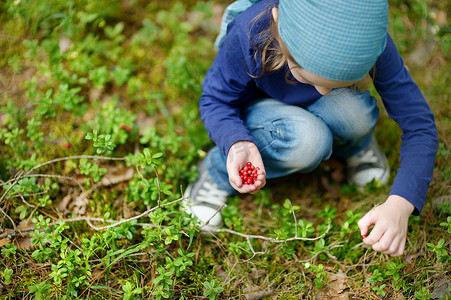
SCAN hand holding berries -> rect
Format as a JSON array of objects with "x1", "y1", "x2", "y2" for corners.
[{"x1": 226, "y1": 141, "x2": 266, "y2": 194}]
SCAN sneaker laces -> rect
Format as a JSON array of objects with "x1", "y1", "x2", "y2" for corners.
[
  {"x1": 194, "y1": 180, "x2": 229, "y2": 207},
  {"x1": 183, "y1": 167, "x2": 229, "y2": 229},
  {"x1": 347, "y1": 148, "x2": 379, "y2": 168},
  {"x1": 346, "y1": 136, "x2": 390, "y2": 187}
]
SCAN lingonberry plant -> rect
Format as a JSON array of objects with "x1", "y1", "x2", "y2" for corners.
[{"x1": 0, "y1": 0, "x2": 449, "y2": 299}]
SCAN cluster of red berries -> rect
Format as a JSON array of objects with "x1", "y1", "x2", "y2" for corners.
[
  {"x1": 239, "y1": 162, "x2": 260, "y2": 185},
  {"x1": 61, "y1": 142, "x2": 71, "y2": 149},
  {"x1": 120, "y1": 124, "x2": 131, "y2": 132}
]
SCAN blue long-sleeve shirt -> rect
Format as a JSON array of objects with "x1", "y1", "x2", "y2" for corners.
[{"x1": 199, "y1": 0, "x2": 438, "y2": 214}]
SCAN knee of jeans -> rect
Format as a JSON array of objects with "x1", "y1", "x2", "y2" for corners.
[
  {"x1": 274, "y1": 118, "x2": 333, "y2": 171},
  {"x1": 330, "y1": 91, "x2": 379, "y2": 140},
  {"x1": 336, "y1": 111, "x2": 377, "y2": 141}
]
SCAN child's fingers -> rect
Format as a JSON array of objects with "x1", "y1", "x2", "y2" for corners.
[
  {"x1": 228, "y1": 160, "x2": 249, "y2": 190},
  {"x1": 359, "y1": 214, "x2": 408, "y2": 256},
  {"x1": 237, "y1": 184, "x2": 258, "y2": 194},
  {"x1": 357, "y1": 211, "x2": 375, "y2": 237},
  {"x1": 393, "y1": 237, "x2": 406, "y2": 257},
  {"x1": 232, "y1": 178, "x2": 265, "y2": 194},
  {"x1": 249, "y1": 179, "x2": 265, "y2": 194},
  {"x1": 257, "y1": 178, "x2": 266, "y2": 189},
  {"x1": 385, "y1": 236, "x2": 403, "y2": 256},
  {"x1": 377, "y1": 232, "x2": 406, "y2": 257},
  {"x1": 371, "y1": 229, "x2": 395, "y2": 252},
  {"x1": 230, "y1": 173, "x2": 258, "y2": 193},
  {"x1": 229, "y1": 171, "x2": 243, "y2": 189},
  {"x1": 362, "y1": 222, "x2": 385, "y2": 246},
  {"x1": 227, "y1": 166, "x2": 241, "y2": 190}
]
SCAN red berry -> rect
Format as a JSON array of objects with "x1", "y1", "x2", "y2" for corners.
[
  {"x1": 362, "y1": 235, "x2": 367, "y2": 239},
  {"x1": 120, "y1": 124, "x2": 131, "y2": 132},
  {"x1": 62, "y1": 142, "x2": 71, "y2": 149},
  {"x1": 247, "y1": 162, "x2": 252, "y2": 166}
]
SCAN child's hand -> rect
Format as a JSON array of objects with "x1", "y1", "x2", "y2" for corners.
[
  {"x1": 226, "y1": 141, "x2": 266, "y2": 194},
  {"x1": 358, "y1": 195, "x2": 414, "y2": 256}
]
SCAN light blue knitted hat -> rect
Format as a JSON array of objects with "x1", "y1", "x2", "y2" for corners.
[{"x1": 278, "y1": 0, "x2": 389, "y2": 82}]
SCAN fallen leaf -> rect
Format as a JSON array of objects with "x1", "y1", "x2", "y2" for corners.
[
  {"x1": 250, "y1": 269, "x2": 266, "y2": 280},
  {"x1": 393, "y1": 291, "x2": 406, "y2": 299},
  {"x1": 70, "y1": 194, "x2": 89, "y2": 215},
  {"x1": 88, "y1": 87, "x2": 103, "y2": 102},
  {"x1": 0, "y1": 225, "x2": 34, "y2": 250},
  {"x1": 215, "y1": 265, "x2": 227, "y2": 281},
  {"x1": 14, "y1": 236, "x2": 33, "y2": 250},
  {"x1": 101, "y1": 168, "x2": 134, "y2": 186},
  {"x1": 405, "y1": 251, "x2": 424, "y2": 264},
  {"x1": 17, "y1": 219, "x2": 34, "y2": 230},
  {"x1": 243, "y1": 284, "x2": 274, "y2": 300},
  {"x1": 56, "y1": 194, "x2": 72, "y2": 214},
  {"x1": 313, "y1": 270, "x2": 349, "y2": 299},
  {"x1": 329, "y1": 270, "x2": 348, "y2": 294},
  {"x1": 0, "y1": 238, "x2": 10, "y2": 247}
]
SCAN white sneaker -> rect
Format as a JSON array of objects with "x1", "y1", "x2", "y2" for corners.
[
  {"x1": 183, "y1": 160, "x2": 229, "y2": 231},
  {"x1": 346, "y1": 136, "x2": 390, "y2": 188}
]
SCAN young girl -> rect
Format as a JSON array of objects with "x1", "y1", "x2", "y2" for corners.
[{"x1": 184, "y1": 0, "x2": 438, "y2": 257}]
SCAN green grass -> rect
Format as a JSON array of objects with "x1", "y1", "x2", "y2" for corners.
[{"x1": 0, "y1": 0, "x2": 449, "y2": 299}]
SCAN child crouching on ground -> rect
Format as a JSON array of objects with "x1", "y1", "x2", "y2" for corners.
[{"x1": 184, "y1": 0, "x2": 438, "y2": 257}]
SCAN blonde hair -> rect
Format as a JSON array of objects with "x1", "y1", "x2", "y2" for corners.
[{"x1": 249, "y1": 8, "x2": 293, "y2": 79}]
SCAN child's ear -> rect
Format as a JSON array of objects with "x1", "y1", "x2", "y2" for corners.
[{"x1": 271, "y1": 7, "x2": 279, "y2": 23}]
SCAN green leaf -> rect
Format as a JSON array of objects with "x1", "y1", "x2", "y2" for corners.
[
  {"x1": 152, "y1": 152, "x2": 163, "y2": 159},
  {"x1": 143, "y1": 148, "x2": 151, "y2": 157}
]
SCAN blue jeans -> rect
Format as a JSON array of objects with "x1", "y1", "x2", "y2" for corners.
[{"x1": 205, "y1": 88, "x2": 379, "y2": 194}]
